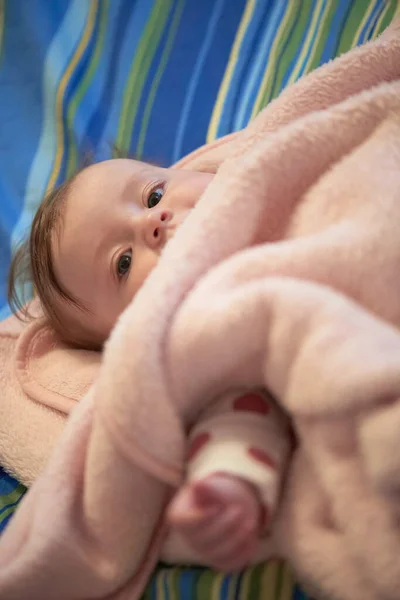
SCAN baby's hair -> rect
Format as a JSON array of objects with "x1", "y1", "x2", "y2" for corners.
[
  {"x1": 7, "y1": 150, "x2": 164, "y2": 349},
  {"x1": 7, "y1": 175, "x2": 86, "y2": 338}
]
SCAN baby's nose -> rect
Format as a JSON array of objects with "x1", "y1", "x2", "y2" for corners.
[{"x1": 142, "y1": 209, "x2": 173, "y2": 249}]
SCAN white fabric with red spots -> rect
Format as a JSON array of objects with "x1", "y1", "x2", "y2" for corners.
[{"x1": 186, "y1": 390, "x2": 290, "y2": 530}]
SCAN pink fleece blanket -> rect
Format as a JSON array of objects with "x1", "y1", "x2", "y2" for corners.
[{"x1": 1, "y1": 18, "x2": 400, "y2": 600}]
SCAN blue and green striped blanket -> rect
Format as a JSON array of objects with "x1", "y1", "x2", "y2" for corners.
[{"x1": 0, "y1": 1, "x2": 398, "y2": 598}]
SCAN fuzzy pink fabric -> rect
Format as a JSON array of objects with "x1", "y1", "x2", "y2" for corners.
[{"x1": 1, "y1": 19, "x2": 400, "y2": 600}]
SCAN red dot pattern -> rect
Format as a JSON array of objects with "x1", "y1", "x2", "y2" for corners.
[
  {"x1": 248, "y1": 447, "x2": 277, "y2": 470},
  {"x1": 187, "y1": 432, "x2": 211, "y2": 461},
  {"x1": 233, "y1": 393, "x2": 270, "y2": 415}
]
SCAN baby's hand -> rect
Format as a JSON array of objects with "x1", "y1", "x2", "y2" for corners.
[{"x1": 167, "y1": 473, "x2": 263, "y2": 571}]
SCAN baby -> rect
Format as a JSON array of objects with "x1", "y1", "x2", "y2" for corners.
[{"x1": 9, "y1": 158, "x2": 291, "y2": 571}]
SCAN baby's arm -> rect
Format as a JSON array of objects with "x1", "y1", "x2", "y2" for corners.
[{"x1": 167, "y1": 390, "x2": 291, "y2": 571}]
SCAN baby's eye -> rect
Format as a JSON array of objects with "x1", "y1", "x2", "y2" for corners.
[
  {"x1": 117, "y1": 250, "x2": 132, "y2": 277},
  {"x1": 147, "y1": 187, "x2": 164, "y2": 208}
]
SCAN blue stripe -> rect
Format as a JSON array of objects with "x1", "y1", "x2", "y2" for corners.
[
  {"x1": 57, "y1": 3, "x2": 102, "y2": 183},
  {"x1": 320, "y1": 0, "x2": 352, "y2": 65},
  {"x1": 358, "y1": 0, "x2": 378, "y2": 43},
  {"x1": 361, "y1": 0, "x2": 385, "y2": 43},
  {"x1": 332, "y1": 0, "x2": 356, "y2": 57},
  {"x1": 0, "y1": 468, "x2": 25, "y2": 533},
  {"x1": 267, "y1": 0, "x2": 302, "y2": 99},
  {"x1": 99, "y1": 0, "x2": 157, "y2": 154},
  {"x1": 234, "y1": 0, "x2": 286, "y2": 131},
  {"x1": 163, "y1": 569, "x2": 169, "y2": 600},
  {"x1": 180, "y1": 567, "x2": 195, "y2": 596},
  {"x1": 0, "y1": 468, "x2": 21, "y2": 495},
  {"x1": 172, "y1": 0, "x2": 226, "y2": 162},
  {"x1": 280, "y1": 0, "x2": 317, "y2": 89},
  {"x1": 220, "y1": 573, "x2": 230, "y2": 598},
  {"x1": 292, "y1": 583, "x2": 309, "y2": 599},
  {"x1": 234, "y1": 569, "x2": 244, "y2": 600},
  {"x1": 216, "y1": 0, "x2": 277, "y2": 138},
  {"x1": 130, "y1": 0, "x2": 179, "y2": 159},
  {"x1": 0, "y1": 498, "x2": 21, "y2": 517},
  {"x1": 84, "y1": 0, "x2": 138, "y2": 157},
  {"x1": 296, "y1": 0, "x2": 328, "y2": 80},
  {"x1": 136, "y1": 0, "x2": 245, "y2": 163},
  {"x1": 0, "y1": 0, "x2": 71, "y2": 314},
  {"x1": 10, "y1": 0, "x2": 90, "y2": 250},
  {"x1": 0, "y1": 513, "x2": 13, "y2": 534}
]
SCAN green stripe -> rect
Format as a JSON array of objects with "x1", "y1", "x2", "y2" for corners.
[
  {"x1": 0, "y1": 482, "x2": 26, "y2": 507},
  {"x1": 0, "y1": 483, "x2": 26, "y2": 526},
  {"x1": 139, "y1": 562, "x2": 303, "y2": 599},
  {"x1": 254, "y1": 1, "x2": 299, "y2": 112},
  {"x1": 136, "y1": 0, "x2": 185, "y2": 159},
  {"x1": 276, "y1": 562, "x2": 284, "y2": 598},
  {"x1": 336, "y1": 0, "x2": 374, "y2": 55},
  {"x1": 375, "y1": 0, "x2": 398, "y2": 35},
  {"x1": 268, "y1": 0, "x2": 310, "y2": 102},
  {"x1": 227, "y1": 572, "x2": 240, "y2": 600},
  {"x1": 115, "y1": 0, "x2": 173, "y2": 155},
  {"x1": 124, "y1": 0, "x2": 172, "y2": 150},
  {"x1": 238, "y1": 566, "x2": 252, "y2": 600},
  {"x1": 364, "y1": 0, "x2": 385, "y2": 41},
  {"x1": 197, "y1": 568, "x2": 216, "y2": 597},
  {"x1": 248, "y1": 563, "x2": 263, "y2": 599},
  {"x1": 0, "y1": 505, "x2": 19, "y2": 525},
  {"x1": 170, "y1": 566, "x2": 180, "y2": 599},
  {"x1": 65, "y1": 0, "x2": 108, "y2": 177},
  {"x1": 307, "y1": 0, "x2": 340, "y2": 72}
]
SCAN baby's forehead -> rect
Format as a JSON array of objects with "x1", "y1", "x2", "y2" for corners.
[
  {"x1": 67, "y1": 159, "x2": 157, "y2": 207},
  {"x1": 78, "y1": 158, "x2": 160, "y2": 180}
]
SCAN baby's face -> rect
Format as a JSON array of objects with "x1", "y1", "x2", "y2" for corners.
[{"x1": 53, "y1": 159, "x2": 213, "y2": 344}]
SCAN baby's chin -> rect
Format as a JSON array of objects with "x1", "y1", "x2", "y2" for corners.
[{"x1": 79, "y1": 312, "x2": 115, "y2": 350}]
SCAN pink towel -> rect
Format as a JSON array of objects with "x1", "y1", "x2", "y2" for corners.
[{"x1": 1, "y1": 18, "x2": 400, "y2": 600}]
